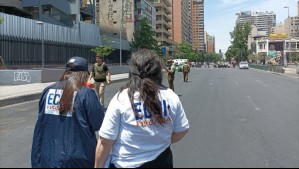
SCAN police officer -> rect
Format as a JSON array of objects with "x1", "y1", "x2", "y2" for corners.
[
  {"x1": 31, "y1": 56, "x2": 105, "y2": 168},
  {"x1": 166, "y1": 60, "x2": 176, "y2": 92}
]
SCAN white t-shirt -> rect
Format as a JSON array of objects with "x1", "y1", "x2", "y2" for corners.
[{"x1": 99, "y1": 88, "x2": 189, "y2": 168}]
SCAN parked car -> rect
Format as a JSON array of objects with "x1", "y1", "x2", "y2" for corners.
[{"x1": 239, "y1": 61, "x2": 249, "y2": 69}]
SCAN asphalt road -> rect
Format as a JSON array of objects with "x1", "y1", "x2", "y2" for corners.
[{"x1": 1, "y1": 68, "x2": 299, "y2": 168}]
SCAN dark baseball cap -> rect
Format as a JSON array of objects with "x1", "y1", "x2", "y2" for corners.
[{"x1": 66, "y1": 56, "x2": 88, "y2": 72}]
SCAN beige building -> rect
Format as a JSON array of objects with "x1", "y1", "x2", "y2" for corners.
[
  {"x1": 284, "y1": 16, "x2": 299, "y2": 39},
  {"x1": 171, "y1": 0, "x2": 192, "y2": 44},
  {"x1": 149, "y1": 0, "x2": 176, "y2": 58},
  {"x1": 271, "y1": 22, "x2": 285, "y2": 34},
  {"x1": 95, "y1": 0, "x2": 135, "y2": 41},
  {"x1": 149, "y1": 0, "x2": 176, "y2": 46},
  {"x1": 192, "y1": 0, "x2": 205, "y2": 51}
]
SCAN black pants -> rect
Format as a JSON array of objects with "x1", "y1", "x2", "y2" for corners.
[{"x1": 110, "y1": 147, "x2": 173, "y2": 168}]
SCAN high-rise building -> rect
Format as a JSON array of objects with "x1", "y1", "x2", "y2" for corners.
[
  {"x1": 236, "y1": 11, "x2": 276, "y2": 36},
  {"x1": 206, "y1": 34, "x2": 215, "y2": 53},
  {"x1": 192, "y1": 0, "x2": 204, "y2": 51},
  {"x1": 148, "y1": 0, "x2": 175, "y2": 47},
  {"x1": 95, "y1": 0, "x2": 135, "y2": 41},
  {"x1": 171, "y1": 0, "x2": 192, "y2": 44},
  {"x1": 134, "y1": 0, "x2": 156, "y2": 32}
]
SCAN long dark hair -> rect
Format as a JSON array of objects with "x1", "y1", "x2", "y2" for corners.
[
  {"x1": 57, "y1": 65, "x2": 89, "y2": 115},
  {"x1": 119, "y1": 49, "x2": 166, "y2": 125}
]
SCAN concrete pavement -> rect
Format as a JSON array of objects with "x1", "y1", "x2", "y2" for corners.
[
  {"x1": 0, "y1": 73, "x2": 128, "y2": 107},
  {"x1": 0, "y1": 66, "x2": 298, "y2": 107}
]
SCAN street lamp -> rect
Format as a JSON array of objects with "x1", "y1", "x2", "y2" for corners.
[
  {"x1": 119, "y1": 0, "x2": 124, "y2": 66},
  {"x1": 284, "y1": 6, "x2": 291, "y2": 66},
  {"x1": 37, "y1": 21, "x2": 45, "y2": 69}
]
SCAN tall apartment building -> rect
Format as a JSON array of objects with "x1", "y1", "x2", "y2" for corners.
[
  {"x1": 21, "y1": 0, "x2": 94, "y2": 27},
  {"x1": 171, "y1": 0, "x2": 192, "y2": 44},
  {"x1": 206, "y1": 34, "x2": 215, "y2": 53},
  {"x1": 192, "y1": 0, "x2": 205, "y2": 51},
  {"x1": 148, "y1": 0, "x2": 175, "y2": 47},
  {"x1": 236, "y1": 11, "x2": 276, "y2": 36},
  {"x1": 135, "y1": 0, "x2": 156, "y2": 32},
  {"x1": 95, "y1": 0, "x2": 135, "y2": 41}
]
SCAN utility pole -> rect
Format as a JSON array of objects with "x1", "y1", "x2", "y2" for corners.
[{"x1": 119, "y1": 0, "x2": 123, "y2": 66}]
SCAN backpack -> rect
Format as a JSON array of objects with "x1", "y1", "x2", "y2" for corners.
[
  {"x1": 94, "y1": 63, "x2": 106, "y2": 80},
  {"x1": 183, "y1": 64, "x2": 190, "y2": 73}
]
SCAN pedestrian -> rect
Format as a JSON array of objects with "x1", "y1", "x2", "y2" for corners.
[
  {"x1": 94, "y1": 49, "x2": 189, "y2": 168},
  {"x1": 182, "y1": 61, "x2": 190, "y2": 82},
  {"x1": 88, "y1": 55, "x2": 111, "y2": 107},
  {"x1": 166, "y1": 60, "x2": 176, "y2": 92},
  {"x1": 31, "y1": 56, "x2": 105, "y2": 168}
]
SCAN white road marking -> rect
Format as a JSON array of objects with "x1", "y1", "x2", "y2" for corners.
[
  {"x1": 247, "y1": 96, "x2": 262, "y2": 111},
  {"x1": 256, "y1": 80, "x2": 269, "y2": 87},
  {"x1": 234, "y1": 81, "x2": 239, "y2": 86}
]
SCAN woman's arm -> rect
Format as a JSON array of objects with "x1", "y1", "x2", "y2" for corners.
[
  {"x1": 171, "y1": 129, "x2": 189, "y2": 144},
  {"x1": 94, "y1": 137, "x2": 115, "y2": 168}
]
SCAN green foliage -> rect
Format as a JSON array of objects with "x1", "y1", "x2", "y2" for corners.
[
  {"x1": 226, "y1": 22, "x2": 252, "y2": 61},
  {"x1": 0, "y1": 17, "x2": 4, "y2": 24},
  {"x1": 91, "y1": 35, "x2": 114, "y2": 56},
  {"x1": 131, "y1": 18, "x2": 161, "y2": 56},
  {"x1": 205, "y1": 52, "x2": 223, "y2": 63},
  {"x1": 177, "y1": 42, "x2": 196, "y2": 60}
]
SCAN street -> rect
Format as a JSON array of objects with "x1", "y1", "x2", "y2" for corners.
[{"x1": 1, "y1": 68, "x2": 299, "y2": 168}]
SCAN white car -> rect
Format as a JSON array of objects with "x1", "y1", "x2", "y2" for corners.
[{"x1": 239, "y1": 61, "x2": 249, "y2": 69}]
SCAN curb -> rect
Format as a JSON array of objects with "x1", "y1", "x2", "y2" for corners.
[
  {"x1": 250, "y1": 68, "x2": 299, "y2": 79},
  {"x1": 0, "y1": 78, "x2": 128, "y2": 108}
]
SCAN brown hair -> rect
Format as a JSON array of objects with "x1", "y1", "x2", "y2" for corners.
[
  {"x1": 96, "y1": 55, "x2": 104, "y2": 60},
  {"x1": 119, "y1": 49, "x2": 166, "y2": 125},
  {"x1": 57, "y1": 65, "x2": 89, "y2": 115}
]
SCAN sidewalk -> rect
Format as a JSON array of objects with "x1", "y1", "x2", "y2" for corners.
[
  {"x1": 283, "y1": 66, "x2": 299, "y2": 79},
  {"x1": 0, "y1": 73, "x2": 128, "y2": 107}
]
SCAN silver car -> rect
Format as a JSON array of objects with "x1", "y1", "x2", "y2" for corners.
[{"x1": 239, "y1": 61, "x2": 249, "y2": 69}]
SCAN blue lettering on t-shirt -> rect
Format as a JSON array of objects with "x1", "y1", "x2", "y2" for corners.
[
  {"x1": 134, "y1": 100, "x2": 169, "y2": 120},
  {"x1": 47, "y1": 93, "x2": 61, "y2": 105},
  {"x1": 134, "y1": 102, "x2": 143, "y2": 120}
]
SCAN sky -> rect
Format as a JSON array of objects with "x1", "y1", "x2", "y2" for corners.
[{"x1": 205, "y1": 0, "x2": 298, "y2": 54}]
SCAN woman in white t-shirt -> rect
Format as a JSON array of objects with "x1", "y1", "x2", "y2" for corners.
[{"x1": 95, "y1": 49, "x2": 190, "y2": 168}]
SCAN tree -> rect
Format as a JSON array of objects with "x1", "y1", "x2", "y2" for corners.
[
  {"x1": 91, "y1": 35, "x2": 114, "y2": 57},
  {"x1": 0, "y1": 17, "x2": 4, "y2": 24},
  {"x1": 131, "y1": 18, "x2": 161, "y2": 55},
  {"x1": 177, "y1": 42, "x2": 195, "y2": 60},
  {"x1": 228, "y1": 22, "x2": 252, "y2": 61}
]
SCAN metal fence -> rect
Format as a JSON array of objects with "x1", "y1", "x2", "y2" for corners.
[
  {"x1": 0, "y1": 12, "x2": 131, "y2": 69},
  {"x1": 0, "y1": 12, "x2": 101, "y2": 46},
  {"x1": 0, "y1": 12, "x2": 101, "y2": 68}
]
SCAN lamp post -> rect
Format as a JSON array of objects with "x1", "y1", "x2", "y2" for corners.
[
  {"x1": 37, "y1": 21, "x2": 45, "y2": 69},
  {"x1": 119, "y1": 0, "x2": 123, "y2": 66},
  {"x1": 284, "y1": 6, "x2": 290, "y2": 66}
]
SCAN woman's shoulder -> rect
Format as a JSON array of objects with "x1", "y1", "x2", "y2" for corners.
[{"x1": 160, "y1": 88, "x2": 179, "y2": 100}]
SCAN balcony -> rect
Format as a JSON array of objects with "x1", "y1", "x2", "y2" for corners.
[
  {"x1": 153, "y1": 3, "x2": 171, "y2": 15},
  {"x1": 156, "y1": 11, "x2": 172, "y2": 22},
  {"x1": 156, "y1": 37, "x2": 176, "y2": 46},
  {"x1": 156, "y1": 29, "x2": 172, "y2": 37},
  {"x1": 156, "y1": 20, "x2": 172, "y2": 29}
]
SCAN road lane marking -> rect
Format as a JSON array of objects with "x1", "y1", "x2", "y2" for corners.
[
  {"x1": 234, "y1": 81, "x2": 239, "y2": 86},
  {"x1": 209, "y1": 83, "x2": 213, "y2": 86},
  {"x1": 256, "y1": 80, "x2": 269, "y2": 87},
  {"x1": 247, "y1": 96, "x2": 262, "y2": 111}
]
